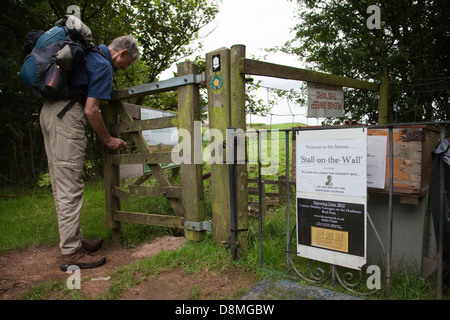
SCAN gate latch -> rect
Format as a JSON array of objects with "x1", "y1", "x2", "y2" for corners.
[{"x1": 184, "y1": 220, "x2": 212, "y2": 232}]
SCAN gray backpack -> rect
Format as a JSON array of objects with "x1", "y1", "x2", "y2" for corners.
[{"x1": 20, "y1": 15, "x2": 100, "y2": 117}]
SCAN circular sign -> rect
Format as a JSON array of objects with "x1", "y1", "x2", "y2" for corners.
[{"x1": 211, "y1": 75, "x2": 223, "y2": 90}]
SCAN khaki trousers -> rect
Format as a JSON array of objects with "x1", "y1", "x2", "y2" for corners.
[{"x1": 40, "y1": 100, "x2": 87, "y2": 255}]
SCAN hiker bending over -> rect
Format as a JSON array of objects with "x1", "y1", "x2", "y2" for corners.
[{"x1": 39, "y1": 35, "x2": 140, "y2": 271}]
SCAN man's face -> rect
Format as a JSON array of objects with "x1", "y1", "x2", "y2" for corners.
[{"x1": 112, "y1": 49, "x2": 136, "y2": 72}]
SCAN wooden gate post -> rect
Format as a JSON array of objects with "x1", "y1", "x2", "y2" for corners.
[
  {"x1": 206, "y1": 48, "x2": 232, "y2": 245},
  {"x1": 177, "y1": 61, "x2": 205, "y2": 241},
  {"x1": 102, "y1": 103, "x2": 121, "y2": 242},
  {"x1": 230, "y1": 45, "x2": 248, "y2": 254}
]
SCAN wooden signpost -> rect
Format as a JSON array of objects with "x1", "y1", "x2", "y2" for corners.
[{"x1": 205, "y1": 45, "x2": 249, "y2": 253}]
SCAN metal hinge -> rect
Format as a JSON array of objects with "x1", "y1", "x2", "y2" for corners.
[
  {"x1": 128, "y1": 73, "x2": 206, "y2": 96},
  {"x1": 184, "y1": 220, "x2": 212, "y2": 232}
]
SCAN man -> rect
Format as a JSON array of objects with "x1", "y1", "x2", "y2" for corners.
[{"x1": 39, "y1": 35, "x2": 140, "y2": 271}]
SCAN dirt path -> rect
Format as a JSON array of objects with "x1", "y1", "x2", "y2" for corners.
[{"x1": 0, "y1": 236, "x2": 258, "y2": 300}]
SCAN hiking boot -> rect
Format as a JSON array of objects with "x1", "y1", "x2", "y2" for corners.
[
  {"x1": 82, "y1": 238, "x2": 103, "y2": 253},
  {"x1": 60, "y1": 248, "x2": 106, "y2": 271}
]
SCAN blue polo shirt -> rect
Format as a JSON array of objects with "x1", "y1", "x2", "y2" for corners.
[{"x1": 69, "y1": 44, "x2": 114, "y2": 101}]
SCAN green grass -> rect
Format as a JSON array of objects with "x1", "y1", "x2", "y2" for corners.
[
  {"x1": 0, "y1": 181, "x2": 175, "y2": 254},
  {"x1": 0, "y1": 187, "x2": 60, "y2": 252}
]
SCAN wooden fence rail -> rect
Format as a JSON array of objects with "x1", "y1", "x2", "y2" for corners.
[
  {"x1": 248, "y1": 175, "x2": 288, "y2": 214},
  {"x1": 102, "y1": 61, "x2": 204, "y2": 242}
]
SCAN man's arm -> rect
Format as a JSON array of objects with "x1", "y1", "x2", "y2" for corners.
[{"x1": 84, "y1": 97, "x2": 127, "y2": 150}]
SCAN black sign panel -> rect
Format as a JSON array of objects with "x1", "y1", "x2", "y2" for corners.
[{"x1": 297, "y1": 198, "x2": 365, "y2": 257}]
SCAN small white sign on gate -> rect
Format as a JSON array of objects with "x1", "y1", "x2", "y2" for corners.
[{"x1": 307, "y1": 82, "x2": 344, "y2": 118}]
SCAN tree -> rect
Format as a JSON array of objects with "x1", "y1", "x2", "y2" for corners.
[
  {"x1": 279, "y1": 0, "x2": 450, "y2": 124},
  {"x1": 0, "y1": 0, "x2": 218, "y2": 185}
]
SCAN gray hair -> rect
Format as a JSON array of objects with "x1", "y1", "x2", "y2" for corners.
[{"x1": 109, "y1": 35, "x2": 140, "y2": 61}]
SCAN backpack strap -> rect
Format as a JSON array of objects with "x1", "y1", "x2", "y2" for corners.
[
  {"x1": 56, "y1": 99, "x2": 78, "y2": 119},
  {"x1": 87, "y1": 46, "x2": 109, "y2": 61},
  {"x1": 57, "y1": 46, "x2": 110, "y2": 119}
]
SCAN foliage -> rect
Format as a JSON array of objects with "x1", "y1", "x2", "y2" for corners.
[
  {"x1": 0, "y1": 0, "x2": 218, "y2": 185},
  {"x1": 277, "y1": 0, "x2": 450, "y2": 124}
]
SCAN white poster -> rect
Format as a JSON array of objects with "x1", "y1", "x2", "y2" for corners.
[
  {"x1": 367, "y1": 135, "x2": 387, "y2": 189},
  {"x1": 296, "y1": 128, "x2": 367, "y2": 270}
]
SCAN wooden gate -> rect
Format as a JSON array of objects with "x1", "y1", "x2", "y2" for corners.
[{"x1": 102, "y1": 61, "x2": 205, "y2": 242}]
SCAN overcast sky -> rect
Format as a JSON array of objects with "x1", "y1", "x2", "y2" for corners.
[
  {"x1": 162, "y1": 0, "x2": 322, "y2": 125},
  {"x1": 197, "y1": 0, "x2": 298, "y2": 63}
]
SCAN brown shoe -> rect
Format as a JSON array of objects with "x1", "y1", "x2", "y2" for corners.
[
  {"x1": 82, "y1": 238, "x2": 103, "y2": 253},
  {"x1": 60, "y1": 248, "x2": 106, "y2": 271}
]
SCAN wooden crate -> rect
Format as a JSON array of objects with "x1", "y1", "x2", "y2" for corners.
[{"x1": 367, "y1": 125, "x2": 440, "y2": 201}]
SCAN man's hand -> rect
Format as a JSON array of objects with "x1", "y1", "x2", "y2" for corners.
[
  {"x1": 105, "y1": 136, "x2": 127, "y2": 150},
  {"x1": 84, "y1": 97, "x2": 127, "y2": 151}
]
